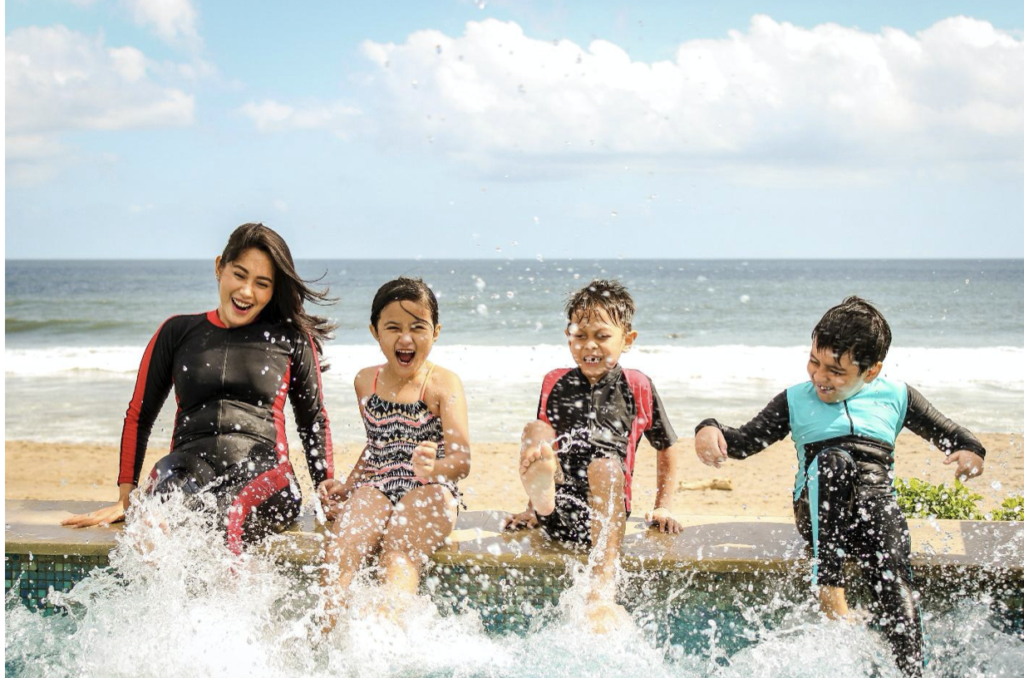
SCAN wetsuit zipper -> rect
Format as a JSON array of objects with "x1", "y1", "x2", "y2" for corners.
[{"x1": 842, "y1": 401, "x2": 854, "y2": 435}]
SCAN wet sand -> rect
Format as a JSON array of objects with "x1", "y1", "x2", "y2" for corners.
[{"x1": 5, "y1": 433, "x2": 1020, "y2": 517}]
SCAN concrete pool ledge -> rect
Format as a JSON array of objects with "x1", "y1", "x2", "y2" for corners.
[{"x1": 5, "y1": 499, "x2": 1022, "y2": 577}]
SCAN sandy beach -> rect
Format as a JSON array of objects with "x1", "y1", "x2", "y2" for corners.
[{"x1": 6, "y1": 433, "x2": 1020, "y2": 518}]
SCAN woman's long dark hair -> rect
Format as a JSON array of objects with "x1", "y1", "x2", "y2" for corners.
[{"x1": 219, "y1": 223, "x2": 337, "y2": 363}]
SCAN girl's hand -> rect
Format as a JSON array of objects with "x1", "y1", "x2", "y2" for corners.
[
  {"x1": 317, "y1": 479, "x2": 348, "y2": 520},
  {"x1": 945, "y1": 450, "x2": 984, "y2": 481},
  {"x1": 61, "y1": 483, "x2": 133, "y2": 528},
  {"x1": 695, "y1": 427, "x2": 728, "y2": 468},
  {"x1": 412, "y1": 441, "x2": 438, "y2": 479}
]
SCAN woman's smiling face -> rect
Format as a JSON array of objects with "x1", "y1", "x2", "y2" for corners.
[
  {"x1": 215, "y1": 247, "x2": 275, "y2": 328},
  {"x1": 371, "y1": 300, "x2": 440, "y2": 377}
]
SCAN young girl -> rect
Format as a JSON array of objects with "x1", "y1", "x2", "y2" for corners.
[{"x1": 319, "y1": 277, "x2": 470, "y2": 622}]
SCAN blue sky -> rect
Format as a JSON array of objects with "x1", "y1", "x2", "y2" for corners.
[{"x1": 6, "y1": 0, "x2": 1024, "y2": 259}]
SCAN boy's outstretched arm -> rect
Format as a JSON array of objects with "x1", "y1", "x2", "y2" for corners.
[
  {"x1": 694, "y1": 391, "x2": 791, "y2": 467},
  {"x1": 903, "y1": 386, "x2": 986, "y2": 481}
]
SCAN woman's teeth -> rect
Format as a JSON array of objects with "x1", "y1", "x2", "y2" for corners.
[
  {"x1": 397, "y1": 350, "x2": 415, "y2": 365},
  {"x1": 232, "y1": 298, "x2": 253, "y2": 311}
]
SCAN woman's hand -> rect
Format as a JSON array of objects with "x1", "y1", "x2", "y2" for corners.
[
  {"x1": 61, "y1": 483, "x2": 134, "y2": 528},
  {"x1": 695, "y1": 426, "x2": 729, "y2": 468},
  {"x1": 317, "y1": 479, "x2": 348, "y2": 520},
  {"x1": 412, "y1": 441, "x2": 438, "y2": 479}
]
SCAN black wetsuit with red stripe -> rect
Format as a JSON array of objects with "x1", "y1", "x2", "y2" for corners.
[
  {"x1": 535, "y1": 365, "x2": 677, "y2": 544},
  {"x1": 119, "y1": 310, "x2": 334, "y2": 553}
]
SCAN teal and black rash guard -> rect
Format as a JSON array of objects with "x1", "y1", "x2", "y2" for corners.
[
  {"x1": 697, "y1": 377, "x2": 985, "y2": 678},
  {"x1": 118, "y1": 311, "x2": 334, "y2": 551},
  {"x1": 696, "y1": 377, "x2": 986, "y2": 495}
]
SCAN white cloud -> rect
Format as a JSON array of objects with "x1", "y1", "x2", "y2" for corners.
[
  {"x1": 358, "y1": 16, "x2": 1024, "y2": 172},
  {"x1": 120, "y1": 0, "x2": 199, "y2": 46},
  {"x1": 5, "y1": 25, "x2": 195, "y2": 183},
  {"x1": 240, "y1": 100, "x2": 362, "y2": 137}
]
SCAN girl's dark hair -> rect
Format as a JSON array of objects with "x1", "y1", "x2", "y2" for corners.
[
  {"x1": 370, "y1": 277, "x2": 439, "y2": 329},
  {"x1": 219, "y1": 223, "x2": 337, "y2": 362},
  {"x1": 812, "y1": 296, "x2": 892, "y2": 371}
]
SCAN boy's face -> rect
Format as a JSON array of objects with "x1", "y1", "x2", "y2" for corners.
[
  {"x1": 566, "y1": 306, "x2": 637, "y2": 385},
  {"x1": 807, "y1": 340, "x2": 882, "y2": 403}
]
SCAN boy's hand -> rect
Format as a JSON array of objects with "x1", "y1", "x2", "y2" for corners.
[
  {"x1": 502, "y1": 507, "x2": 539, "y2": 531},
  {"x1": 944, "y1": 450, "x2": 984, "y2": 481},
  {"x1": 645, "y1": 507, "x2": 682, "y2": 534},
  {"x1": 412, "y1": 441, "x2": 438, "y2": 479},
  {"x1": 695, "y1": 427, "x2": 728, "y2": 468}
]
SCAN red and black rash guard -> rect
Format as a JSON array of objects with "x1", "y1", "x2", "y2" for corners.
[
  {"x1": 118, "y1": 310, "x2": 334, "y2": 489},
  {"x1": 538, "y1": 365, "x2": 677, "y2": 512}
]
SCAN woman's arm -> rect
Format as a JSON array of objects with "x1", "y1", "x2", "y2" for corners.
[
  {"x1": 289, "y1": 332, "x2": 335, "y2": 487},
  {"x1": 64, "y1": 318, "x2": 178, "y2": 527}
]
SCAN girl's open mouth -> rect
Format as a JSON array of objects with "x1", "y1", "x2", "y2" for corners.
[{"x1": 396, "y1": 349, "x2": 415, "y2": 366}]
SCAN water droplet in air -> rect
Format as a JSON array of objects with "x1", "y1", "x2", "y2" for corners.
[
  {"x1": 992, "y1": 481, "x2": 1002, "y2": 491},
  {"x1": 739, "y1": 295, "x2": 750, "y2": 304},
  {"x1": 476, "y1": 304, "x2": 489, "y2": 317}
]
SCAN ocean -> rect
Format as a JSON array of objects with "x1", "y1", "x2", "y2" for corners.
[{"x1": 5, "y1": 259, "x2": 1023, "y2": 444}]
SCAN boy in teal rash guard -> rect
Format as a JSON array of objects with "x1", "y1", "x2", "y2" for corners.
[{"x1": 694, "y1": 297, "x2": 985, "y2": 678}]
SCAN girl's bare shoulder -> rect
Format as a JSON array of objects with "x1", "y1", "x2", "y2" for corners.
[
  {"x1": 353, "y1": 365, "x2": 381, "y2": 396},
  {"x1": 424, "y1": 364, "x2": 465, "y2": 402}
]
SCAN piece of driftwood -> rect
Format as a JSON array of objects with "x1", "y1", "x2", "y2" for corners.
[{"x1": 677, "y1": 478, "x2": 733, "y2": 491}]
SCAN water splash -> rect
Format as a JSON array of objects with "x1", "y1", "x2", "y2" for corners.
[{"x1": 6, "y1": 495, "x2": 1023, "y2": 677}]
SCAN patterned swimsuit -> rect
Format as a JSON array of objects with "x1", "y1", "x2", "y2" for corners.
[{"x1": 358, "y1": 365, "x2": 458, "y2": 505}]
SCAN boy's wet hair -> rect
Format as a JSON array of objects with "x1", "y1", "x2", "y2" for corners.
[
  {"x1": 812, "y1": 296, "x2": 892, "y2": 371},
  {"x1": 370, "y1": 277, "x2": 439, "y2": 329},
  {"x1": 565, "y1": 279, "x2": 635, "y2": 331}
]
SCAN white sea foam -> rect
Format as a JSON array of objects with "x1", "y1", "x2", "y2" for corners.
[
  {"x1": 6, "y1": 344, "x2": 1023, "y2": 440},
  {"x1": 7, "y1": 344, "x2": 1024, "y2": 389}
]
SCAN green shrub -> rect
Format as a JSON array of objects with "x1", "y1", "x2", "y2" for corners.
[
  {"x1": 990, "y1": 494, "x2": 1024, "y2": 521},
  {"x1": 894, "y1": 477, "x2": 983, "y2": 520}
]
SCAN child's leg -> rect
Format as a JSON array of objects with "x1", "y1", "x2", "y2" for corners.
[
  {"x1": 795, "y1": 447, "x2": 858, "y2": 616},
  {"x1": 321, "y1": 486, "x2": 393, "y2": 612},
  {"x1": 853, "y1": 491, "x2": 923, "y2": 678},
  {"x1": 378, "y1": 484, "x2": 458, "y2": 596},
  {"x1": 519, "y1": 420, "x2": 560, "y2": 515},
  {"x1": 583, "y1": 457, "x2": 629, "y2": 631}
]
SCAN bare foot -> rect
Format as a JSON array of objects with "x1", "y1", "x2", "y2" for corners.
[
  {"x1": 520, "y1": 441, "x2": 557, "y2": 515},
  {"x1": 585, "y1": 600, "x2": 631, "y2": 634}
]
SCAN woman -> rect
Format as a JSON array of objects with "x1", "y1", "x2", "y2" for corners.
[{"x1": 63, "y1": 223, "x2": 336, "y2": 554}]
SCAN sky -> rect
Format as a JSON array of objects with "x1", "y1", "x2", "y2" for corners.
[{"x1": 5, "y1": 0, "x2": 1024, "y2": 259}]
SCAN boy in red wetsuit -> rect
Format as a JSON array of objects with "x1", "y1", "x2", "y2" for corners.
[{"x1": 504, "y1": 279, "x2": 683, "y2": 632}]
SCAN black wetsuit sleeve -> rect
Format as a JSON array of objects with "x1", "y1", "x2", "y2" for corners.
[
  {"x1": 118, "y1": 319, "x2": 178, "y2": 485},
  {"x1": 695, "y1": 391, "x2": 791, "y2": 459},
  {"x1": 644, "y1": 380, "x2": 678, "y2": 450},
  {"x1": 903, "y1": 385, "x2": 986, "y2": 459},
  {"x1": 289, "y1": 333, "x2": 334, "y2": 485}
]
